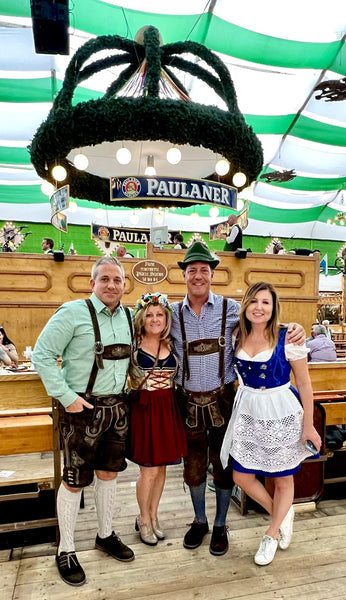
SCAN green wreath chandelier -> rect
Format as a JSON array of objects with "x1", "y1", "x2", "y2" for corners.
[{"x1": 29, "y1": 26, "x2": 263, "y2": 208}]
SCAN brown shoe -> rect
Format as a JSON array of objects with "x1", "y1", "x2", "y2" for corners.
[{"x1": 209, "y1": 525, "x2": 229, "y2": 556}]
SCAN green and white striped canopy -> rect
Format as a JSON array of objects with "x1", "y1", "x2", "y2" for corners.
[{"x1": 1, "y1": 0, "x2": 346, "y2": 239}]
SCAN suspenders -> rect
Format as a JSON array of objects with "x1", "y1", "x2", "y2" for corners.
[
  {"x1": 178, "y1": 298, "x2": 227, "y2": 388},
  {"x1": 84, "y1": 299, "x2": 133, "y2": 399}
]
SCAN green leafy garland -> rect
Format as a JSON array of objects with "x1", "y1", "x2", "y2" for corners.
[{"x1": 30, "y1": 26, "x2": 263, "y2": 208}]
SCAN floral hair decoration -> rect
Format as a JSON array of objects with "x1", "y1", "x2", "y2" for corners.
[{"x1": 135, "y1": 292, "x2": 173, "y2": 312}]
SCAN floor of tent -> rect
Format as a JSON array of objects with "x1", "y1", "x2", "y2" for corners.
[{"x1": 1, "y1": 458, "x2": 346, "y2": 600}]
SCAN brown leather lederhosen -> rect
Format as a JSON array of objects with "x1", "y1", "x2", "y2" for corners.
[
  {"x1": 178, "y1": 298, "x2": 227, "y2": 428},
  {"x1": 58, "y1": 300, "x2": 134, "y2": 487},
  {"x1": 176, "y1": 298, "x2": 235, "y2": 488}
]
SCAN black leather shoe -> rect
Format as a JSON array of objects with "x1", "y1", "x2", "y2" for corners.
[
  {"x1": 56, "y1": 552, "x2": 86, "y2": 586},
  {"x1": 95, "y1": 531, "x2": 135, "y2": 562},
  {"x1": 183, "y1": 520, "x2": 209, "y2": 549},
  {"x1": 209, "y1": 525, "x2": 229, "y2": 556}
]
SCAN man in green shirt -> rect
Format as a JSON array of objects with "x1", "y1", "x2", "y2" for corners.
[{"x1": 33, "y1": 256, "x2": 134, "y2": 586}]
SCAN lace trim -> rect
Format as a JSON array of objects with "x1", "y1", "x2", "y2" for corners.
[{"x1": 230, "y1": 410, "x2": 309, "y2": 471}]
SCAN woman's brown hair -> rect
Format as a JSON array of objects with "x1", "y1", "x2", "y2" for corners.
[{"x1": 238, "y1": 281, "x2": 281, "y2": 350}]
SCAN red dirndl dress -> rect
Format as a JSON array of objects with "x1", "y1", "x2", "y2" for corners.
[{"x1": 128, "y1": 349, "x2": 187, "y2": 467}]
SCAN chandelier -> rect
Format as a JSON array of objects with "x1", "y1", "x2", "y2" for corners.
[{"x1": 29, "y1": 26, "x2": 263, "y2": 209}]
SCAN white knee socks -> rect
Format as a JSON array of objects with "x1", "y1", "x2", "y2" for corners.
[
  {"x1": 57, "y1": 483, "x2": 82, "y2": 554},
  {"x1": 94, "y1": 477, "x2": 117, "y2": 539}
]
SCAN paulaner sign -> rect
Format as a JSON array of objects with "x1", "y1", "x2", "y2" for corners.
[
  {"x1": 91, "y1": 224, "x2": 179, "y2": 245},
  {"x1": 110, "y1": 176, "x2": 237, "y2": 208}
]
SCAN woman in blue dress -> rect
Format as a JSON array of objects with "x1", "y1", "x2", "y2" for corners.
[{"x1": 221, "y1": 282, "x2": 321, "y2": 566}]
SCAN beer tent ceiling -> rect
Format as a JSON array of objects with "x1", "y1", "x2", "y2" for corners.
[{"x1": 1, "y1": 0, "x2": 346, "y2": 239}]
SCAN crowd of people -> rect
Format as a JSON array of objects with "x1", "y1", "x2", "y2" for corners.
[{"x1": 29, "y1": 242, "x2": 322, "y2": 586}]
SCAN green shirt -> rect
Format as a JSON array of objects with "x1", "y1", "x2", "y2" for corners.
[{"x1": 32, "y1": 293, "x2": 133, "y2": 407}]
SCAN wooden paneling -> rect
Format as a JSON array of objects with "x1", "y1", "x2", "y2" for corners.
[
  {"x1": 0, "y1": 374, "x2": 53, "y2": 455},
  {"x1": 0, "y1": 414, "x2": 53, "y2": 455},
  {"x1": 0, "y1": 374, "x2": 51, "y2": 411},
  {"x1": 307, "y1": 362, "x2": 346, "y2": 391},
  {"x1": 0, "y1": 247, "x2": 320, "y2": 356}
]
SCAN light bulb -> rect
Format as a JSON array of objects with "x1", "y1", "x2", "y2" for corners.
[
  {"x1": 52, "y1": 165, "x2": 67, "y2": 181},
  {"x1": 73, "y1": 153, "x2": 88, "y2": 170},
  {"x1": 145, "y1": 155, "x2": 156, "y2": 176},
  {"x1": 241, "y1": 186, "x2": 254, "y2": 200},
  {"x1": 209, "y1": 206, "x2": 219, "y2": 218},
  {"x1": 166, "y1": 147, "x2": 181, "y2": 165},
  {"x1": 116, "y1": 147, "x2": 132, "y2": 165},
  {"x1": 145, "y1": 166, "x2": 156, "y2": 176},
  {"x1": 68, "y1": 201, "x2": 78, "y2": 213},
  {"x1": 236, "y1": 199, "x2": 244, "y2": 212},
  {"x1": 215, "y1": 158, "x2": 230, "y2": 176},
  {"x1": 233, "y1": 171, "x2": 247, "y2": 187},
  {"x1": 41, "y1": 180, "x2": 55, "y2": 196}
]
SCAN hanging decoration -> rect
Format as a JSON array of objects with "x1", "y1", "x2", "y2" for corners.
[
  {"x1": 335, "y1": 242, "x2": 346, "y2": 274},
  {"x1": 260, "y1": 169, "x2": 296, "y2": 183},
  {"x1": 314, "y1": 77, "x2": 346, "y2": 102},
  {"x1": 0, "y1": 222, "x2": 32, "y2": 252},
  {"x1": 327, "y1": 211, "x2": 346, "y2": 226},
  {"x1": 265, "y1": 238, "x2": 286, "y2": 255},
  {"x1": 29, "y1": 26, "x2": 263, "y2": 209},
  {"x1": 186, "y1": 233, "x2": 209, "y2": 247}
]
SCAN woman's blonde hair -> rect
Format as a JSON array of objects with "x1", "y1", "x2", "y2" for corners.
[
  {"x1": 238, "y1": 281, "x2": 281, "y2": 350},
  {"x1": 134, "y1": 303, "x2": 172, "y2": 347}
]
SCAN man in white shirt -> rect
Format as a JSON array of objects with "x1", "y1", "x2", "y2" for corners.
[{"x1": 220, "y1": 214, "x2": 243, "y2": 251}]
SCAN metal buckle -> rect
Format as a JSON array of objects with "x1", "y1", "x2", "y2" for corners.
[
  {"x1": 219, "y1": 335, "x2": 226, "y2": 348},
  {"x1": 94, "y1": 341, "x2": 104, "y2": 355}
]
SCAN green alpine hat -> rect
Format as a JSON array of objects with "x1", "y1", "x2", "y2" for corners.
[{"x1": 177, "y1": 242, "x2": 220, "y2": 270}]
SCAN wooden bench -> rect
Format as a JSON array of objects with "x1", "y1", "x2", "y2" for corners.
[
  {"x1": 0, "y1": 409, "x2": 53, "y2": 456},
  {"x1": 0, "y1": 373, "x2": 53, "y2": 456},
  {"x1": 0, "y1": 374, "x2": 59, "y2": 536},
  {"x1": 313, "y1": 390, "x2": 346, "y2": 427}
]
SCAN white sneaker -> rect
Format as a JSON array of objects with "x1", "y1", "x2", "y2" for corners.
[
  {"x1": 279, "y1": 506, "x2": 294, "y2": 550},
  {"x1": 254, "y1": 535, "x2": 278, "y2": 566}
]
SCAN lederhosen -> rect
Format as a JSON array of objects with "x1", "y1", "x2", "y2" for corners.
[
  {"x1": 176, "y1": 299, "x2": 235, "y2": 488},
  {"x1": 59, "y1": 300, "x2": 134, "y2": 487}
]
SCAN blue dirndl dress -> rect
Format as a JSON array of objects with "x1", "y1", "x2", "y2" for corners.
[{"x1": 220, "y1": 328, "x2": 312, "y2": 477}]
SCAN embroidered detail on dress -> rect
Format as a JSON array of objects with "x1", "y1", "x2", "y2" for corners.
[
  {"x1": 259, "y1": 373, "x2": 266, "y2": 379},
  {"x1": 260, "y1": 364, "x2": 267, "y2": 370}
]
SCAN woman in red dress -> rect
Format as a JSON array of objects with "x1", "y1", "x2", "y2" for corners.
[{"x1": 129, "y1": 293, "x2": 187, "y2": 546}]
